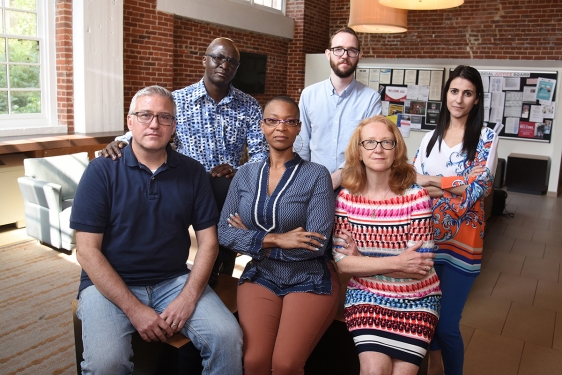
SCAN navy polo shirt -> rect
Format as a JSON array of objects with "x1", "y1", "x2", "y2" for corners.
[{"x1": 70, "y1": 143, "x2": 219, "y2": 292}]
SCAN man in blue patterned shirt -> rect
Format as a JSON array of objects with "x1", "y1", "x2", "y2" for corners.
[{"x1": 101, "y1": 38, "x2": 268, "y2": 283}]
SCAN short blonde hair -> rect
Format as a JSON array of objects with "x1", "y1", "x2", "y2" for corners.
[{"x1": 341, "y1": 115, "x2": 416, "y2": 195}]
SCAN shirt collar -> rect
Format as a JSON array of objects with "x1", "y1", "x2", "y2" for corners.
[
  {"x1": 326, "y1": 77, "x2": 357, "y2": 98},
  {"x1": 123, "y1": 143, "x2": 178, "y2": 169},
  {"x1": 265, "y1": 152, "x2": 302, "y2": 169},
  {"x1": 191, "y1": 78, "x2": 236, "y2": 105}
]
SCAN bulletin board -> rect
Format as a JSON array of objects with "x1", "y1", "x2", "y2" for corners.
[
  {"x1": 475, "y1": 69, "x2": 558, "y2": 143},
  {"x1": 355, "y1": 67, "x2": 446, "y2": 133}
]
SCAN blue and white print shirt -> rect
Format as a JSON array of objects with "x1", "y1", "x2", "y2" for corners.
[{"x1": 117, "y1": 79, "x2": 268, "y2": 172}]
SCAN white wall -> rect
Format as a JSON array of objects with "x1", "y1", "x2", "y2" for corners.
[
  {"x1": 157, "y1": 0, "x2": 294, "y2": 39},
  {"x1": 72, "y1": 0, "x2": 124, "y2": 134},
  {"x1": 303, "y1": 55, "x2": 562, "y2": 196}
]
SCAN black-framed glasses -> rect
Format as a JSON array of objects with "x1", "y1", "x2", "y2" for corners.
[
  {"x1": 205, "y1": 54, "x2": 240, "y2": 68},
  {"x1": 132, "y1": 112, "x2": 176, "y2": 126},
  {"x1": 262, "y1": 118, "x2": 301, "y2": 127},
  {"x1": 359, "y1": 139, "x2": 396, "y2": 150},
  {"x1": 330, "y1": 47, "x2": 360, "y2": 58}
]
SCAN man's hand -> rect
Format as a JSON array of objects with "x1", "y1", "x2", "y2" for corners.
[
  {"x1": 210, "y1": 164, "x2": 236, "y2": 178},
  {"x1": 128, "y1": 303, "x2": 174, "y2": 342},
  {"x1": 331, "y1": 169, "x2": 343, "y2": 190},
  {"x1": 160, "y1": 294, "x2": 196, "y2": 334},
  {"x1": 100, "y1": 141, "x2": 127, "y2": 160}
]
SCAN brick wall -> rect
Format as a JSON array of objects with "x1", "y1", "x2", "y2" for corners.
[
  {"x1": 123, "y1": 0, "x2": 175, "y2": 121},
  {"x1": 286, "y1": 0, "x2": 330, "y2": 100},
  {"x1": 56, "y1": 0, "x2": 561, "y2": 133},
  {"x1": 122, "y1": 0, "x2": 292, "y2": 131},
  {"x1": 330, "y1": 0, "x2": 562, "y2": 60},
  {"x1": 55, "y1": 0, "x2": 74, "y2": 132},
  {"x1": 172, "y1": 18, "x2": 290, "y2": 106}
]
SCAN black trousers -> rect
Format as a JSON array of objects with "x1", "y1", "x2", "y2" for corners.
[{"x1": 208, "y1": 174, "x2": 237, "y2": 279}]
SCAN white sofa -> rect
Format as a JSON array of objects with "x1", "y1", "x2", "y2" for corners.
[{"x1": 17, "y1": 152, "x2": 89, "y2": 250}]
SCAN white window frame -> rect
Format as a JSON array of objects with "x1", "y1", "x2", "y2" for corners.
[
  {"x1": 231, "y1": 0, "x2": 286, "y2": 15},
  {"x1": 0, "y1": 0, "x2": 62, "y2": 137},
  {"x1": 157, "y1": 0, "x2": 294, "y2": 40}
]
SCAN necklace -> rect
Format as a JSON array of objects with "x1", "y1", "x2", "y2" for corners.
[{"x1": 366, "y1": 188, "x2": 391, "y2": 219}]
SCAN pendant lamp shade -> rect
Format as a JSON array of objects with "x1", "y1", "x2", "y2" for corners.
[
  {"x1": 379, "y1": 0, "x2": 464, "y2": 11},
  {"x1": 349, "y1": 0, "x2": 408, "y2": 34}
]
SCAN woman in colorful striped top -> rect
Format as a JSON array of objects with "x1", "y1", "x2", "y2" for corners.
[
  {"x1": 413, "y1": 65, "x2": 498, "y2": 375},
  {"x1": 333, "y1": 115, "x2": 441, "y2": 374}
]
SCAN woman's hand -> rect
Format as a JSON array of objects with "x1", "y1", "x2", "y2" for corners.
[
  {"x1": 469, "y1": 165, "x2": 485, "y2": 178},
  {"x1": 227, "y1": 213, "x2": 248, "y2": 230},
  {"x1": 416, "y1": 173, "x2": 432, "y2": 187},
  {"x1": 333, "y1": 229, "x2": 362, "y2": 257},
  {"x1": 264, "y1": 227, "x2": 326, "y2": 252},
  {"x1": 424, "y1": 186, "x2": 444, "y2": 198},
  {"x1": 385, "y1": 241, "x2": 435, "y2": 279}
]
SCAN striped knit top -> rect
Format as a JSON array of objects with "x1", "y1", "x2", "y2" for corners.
[
  {"x1": 218, "y1": 153, "x2": 335, "y2": 296},
  {"x1": 333, "y1": 185, "x2": 440, "y2": 310}
]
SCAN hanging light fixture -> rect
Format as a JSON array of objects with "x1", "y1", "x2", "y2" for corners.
[
  {"x1": 348, "y1": 0, "x2": 408, "y2": 34},
  {"x1": 378, "y1": 0, "x2": 464, "y2": 11}
]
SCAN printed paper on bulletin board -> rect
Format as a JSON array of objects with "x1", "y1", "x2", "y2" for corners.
[
  {"x1": 478, "y1": 70, "x2": 557, "y2": 143},
  {"x1": 356, "y1": 67, "x2": 446, "y2": 131}
]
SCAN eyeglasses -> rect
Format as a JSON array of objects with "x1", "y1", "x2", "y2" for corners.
[
  {"x1": 262, "y1": 118, "x2": 301, "y2": 127},
  {"x1": 205, "y1": 54, "x2": 240, "y2": 68},
  {"x1": 132, "y1": 112, "x2": 176, "y2": 126},
  {"x1": 359, "y1": 139, "x2": 396, "y2": 150},
  {"x1": 330, "y1": 47, "x2": 360, "y2": 58}
]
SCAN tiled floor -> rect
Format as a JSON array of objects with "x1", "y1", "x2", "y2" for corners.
[
  {"x1": 460, "y1": 190, "x2": 562, "y2": 375},
  {"x1": 2, "y1": 189, "x2": 561, "y2": 374}
]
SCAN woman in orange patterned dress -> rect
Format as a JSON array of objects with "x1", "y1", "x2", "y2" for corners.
[{"x1": 414, "y1": 65, "x2": 498, "y2": 375}]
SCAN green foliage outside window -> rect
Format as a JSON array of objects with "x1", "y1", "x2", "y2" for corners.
[{"x1": 1, "y1": 0, "x2": 41, "y2": 115}]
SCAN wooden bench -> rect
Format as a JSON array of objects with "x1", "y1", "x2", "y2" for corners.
[{"x1": 72, "y1": 274, "x2": 238, "y2": 375}]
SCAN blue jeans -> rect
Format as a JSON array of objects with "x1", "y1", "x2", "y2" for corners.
[
  {"x1": 77, "y1": 273, "x2": 243, "y2": 375},
  {"x1": 429, "y1": 264, "x2": 477, "y2": 375}
]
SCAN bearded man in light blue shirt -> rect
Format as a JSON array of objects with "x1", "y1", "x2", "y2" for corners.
[{"x1": 298, "y1": 27, "x2": 382, "y2": 189}]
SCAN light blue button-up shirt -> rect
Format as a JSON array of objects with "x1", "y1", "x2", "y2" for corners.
[{"x1": 298, "y1": 78, "x2": 382, "y2": 174}]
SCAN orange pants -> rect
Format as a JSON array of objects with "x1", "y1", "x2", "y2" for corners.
[{"x1": 237, "y1": 267, "x2": 340, "y2": 375}]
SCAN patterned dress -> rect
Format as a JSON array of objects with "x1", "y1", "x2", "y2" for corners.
[
  {"x1": 413, "y1": 127, "x2": 498, "y2": 275},
  {"x1": 333, "y1": 185, "x2": 441, "y2": 366}
]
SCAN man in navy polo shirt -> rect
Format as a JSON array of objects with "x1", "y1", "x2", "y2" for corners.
[{"x1": 70, "y1": 85, "x2": 243, "y2": 375}]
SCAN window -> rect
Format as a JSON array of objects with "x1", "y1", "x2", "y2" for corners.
[
  {"x1": 239, "y1": 0, "x2": 284, "y2": 13},
  {"x1": 0, "y1": 0, "x2": 58, "y2": 135}
]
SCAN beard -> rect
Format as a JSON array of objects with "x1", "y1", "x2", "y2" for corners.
[{"x1": 330, "y1": 57, "x2": 358, "y2": 78}]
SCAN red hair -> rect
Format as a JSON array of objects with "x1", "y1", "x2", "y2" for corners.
[{"x1": 341, "y1": 115, "x2": 416, "y2": 195}]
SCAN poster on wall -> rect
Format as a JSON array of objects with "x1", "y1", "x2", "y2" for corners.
[
  {"x1": 535, "y1": 77, "x2": 556, "y2": 103},
  {"x1": 358, "y1": 67, "x2": 445, "y2": 131},
  {"x1": 385, "y1": 86, "x2": 407, "y2": 102},
  {"x1": 478, "y1": 70, "x2": 557, "y2": 143},
  {"x1": 518, "y1": 121, "x2": 535, "y2": 138},
  {"x1": 426, "y1": 102, "x2": 441, "y2": 125}
]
